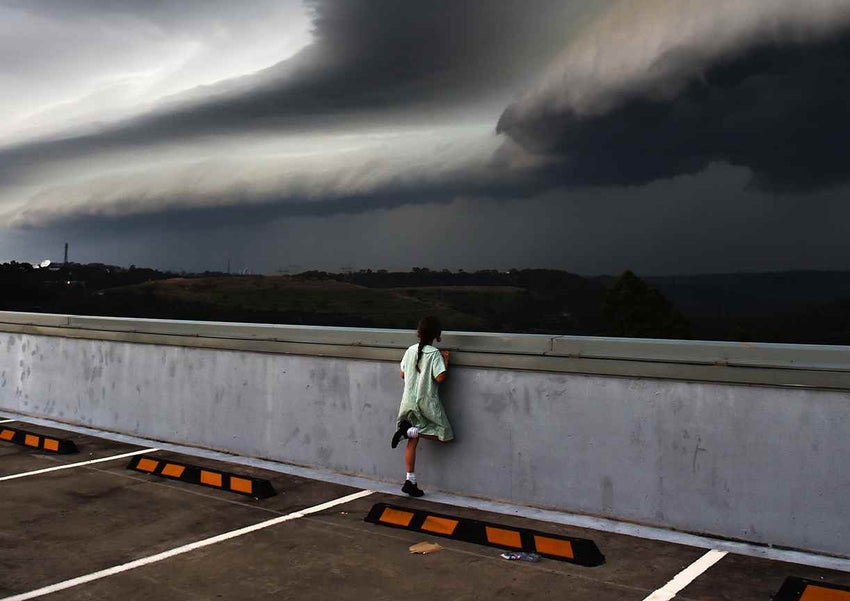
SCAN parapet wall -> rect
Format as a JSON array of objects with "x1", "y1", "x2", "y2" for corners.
[{"x1": 1, "y1": 311, "x2": 849, "y2": 557}]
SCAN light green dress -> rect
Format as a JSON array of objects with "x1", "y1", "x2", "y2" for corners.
[{"x1": 397, "y1": 343, "x2": 454, "y2": 441}]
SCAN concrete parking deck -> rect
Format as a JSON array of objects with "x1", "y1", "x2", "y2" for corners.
[{"x1": 2, "y1": 417, "x2": 850, "y2": 601}]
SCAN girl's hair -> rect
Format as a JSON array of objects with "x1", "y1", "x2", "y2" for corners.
[{"x1": 415, "y1": 316, "x2": 442, "y2": 372}]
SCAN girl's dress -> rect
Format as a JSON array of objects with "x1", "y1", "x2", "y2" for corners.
[{"x1": 397, "y1": 343, "x2": 454, "y2": 441}]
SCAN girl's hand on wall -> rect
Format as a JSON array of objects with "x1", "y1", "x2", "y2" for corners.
[{"x1": 441, "y1": 350, "x2": 450, "y2": 367}]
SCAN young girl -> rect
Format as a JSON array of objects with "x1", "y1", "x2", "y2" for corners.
[{"x1": 391, "y1": 315, "x2": 453, "y2": 497}]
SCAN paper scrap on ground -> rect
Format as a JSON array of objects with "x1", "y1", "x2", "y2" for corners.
[
  {"x1": 409, "y1": 542, "x2": 443, "y2": 554},
  {"x1": 501, "y1": 551, "x2": 541, "y2": 562}
]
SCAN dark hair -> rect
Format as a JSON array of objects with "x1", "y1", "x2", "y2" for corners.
[{"x1": 415, "y1": 316, "x2": 442, "y2": 372}]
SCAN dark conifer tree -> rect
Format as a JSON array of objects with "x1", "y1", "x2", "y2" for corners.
[{"x1": 602, "y1": 271, "x2": 691, "y2": 339}]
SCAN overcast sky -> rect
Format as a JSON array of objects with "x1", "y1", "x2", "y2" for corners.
[{"x1": 2, "y1": 0, "x2": 850, "y2": 275}]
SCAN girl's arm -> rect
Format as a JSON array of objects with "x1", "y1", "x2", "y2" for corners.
[{"x1": 434, "y1": 350, "x2": 449, "y2": 383}]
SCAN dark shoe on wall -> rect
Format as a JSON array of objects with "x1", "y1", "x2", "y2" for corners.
[
  {"x1": 391, "y1": 420, "x2": 413, "y2": 449},
  {"x1": 402, "y1": 479, "x2": 424, "y2": 497}
]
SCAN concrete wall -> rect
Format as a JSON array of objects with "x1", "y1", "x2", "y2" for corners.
[{"x1": 1, "y1": 312, "x2": 849, "y2": 557}]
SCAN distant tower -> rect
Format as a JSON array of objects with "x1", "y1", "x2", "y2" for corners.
[{"x1": 64, "y1": 243, "x2": 68, "y2": 264}]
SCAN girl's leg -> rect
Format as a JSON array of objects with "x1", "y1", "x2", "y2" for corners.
[
  {"x1": 402, "y1": 437, "x2": 424, "y2": 497},
  {"x1": 405, "y1": 436, "x2": 418, "y2": 473}
]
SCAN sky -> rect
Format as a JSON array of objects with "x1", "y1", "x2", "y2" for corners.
[{"x1": 2, "y1": 0, "x2": 850, "y2": 275}]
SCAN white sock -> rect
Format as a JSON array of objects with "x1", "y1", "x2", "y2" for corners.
[
  {"x1": 406, "y1": 426, "x2": 420, "y2": 439},
  {"x1": 406, "y1": 472, "x2": 416, "y2": 484}
]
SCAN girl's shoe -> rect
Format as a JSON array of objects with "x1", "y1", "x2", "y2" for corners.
[
  {"x1": 402, "y1": 479, "x2": 424, "y2": 497},
  {"x1": 391, "y1": 420, "x2": 413, "y2": 448}
]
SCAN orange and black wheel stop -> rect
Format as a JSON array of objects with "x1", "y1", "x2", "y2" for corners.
[
  {"x1": 774, "y1": 577, "x2": 850, "y2": 601},
  {"x1": 365, "y1": 502, "x2": 605, "y2": 566},
  {"x1": 0, "y1": 426, "x2": 78, "y2": 454},
  {"x1": 126, "y1": 456, "x2": 276, "y2": 499}
]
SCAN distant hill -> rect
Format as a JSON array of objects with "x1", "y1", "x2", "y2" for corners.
[
  {"x1": 592, "y1": 271, "x2": 850, "y2": 344},
  {"x1": 3, "y1": 262, "x2": 850, "y2": 344},
  {"x1": 643, "y1": 271, "x2": 850, "y2": 314},
  {"x1": 640, "y1": 271, "x2": 850, "y2": 343},
  {"x1": 87, "y1": 272, "x2": 603, "y2": 334},
  {"x1": 92, "y1": 276, "x2": 488, "y2": 330}
]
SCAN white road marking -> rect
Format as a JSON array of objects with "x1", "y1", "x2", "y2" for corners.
[
  {"x1": 0, "y1": 448, "x2": 159, "y2": 482},
  {"x1": 0, "y1": 489, "x2": 374, "y2": 601},
  {"x1": 642, "y1": 549, "x2": 728, "y2": 601},
  {"x1": 0, "y1": 419, "x2": 16, "y2": 424},
  {"x1": 8, "y1": 415, "x2": 850, "y2": 573}
]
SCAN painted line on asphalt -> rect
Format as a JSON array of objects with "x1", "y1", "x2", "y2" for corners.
[
  {"x1": 642, "y1": 549, "x2": 728, "y2": 601},
  {"x1": 0, "y1": 489, "x2": 373, "y2": 601},
  {"x1": 0, "y1": 448, "x2": 159, "y2": 482},
  {"x1": 6, "y1": 413, "x2": 850, "y2": 573}
]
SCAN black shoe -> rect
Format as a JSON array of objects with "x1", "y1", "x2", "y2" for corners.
[
  {"x1": 391, "y1": 420, "x2": 413, "y2": 449},
  {"x1": 402, "y1": 480, "x2": 424, "y2": 497}
]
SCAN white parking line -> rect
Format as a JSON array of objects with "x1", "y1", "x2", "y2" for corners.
[
  {"x1": 0, "y1": 448, "x2": 159, "y2": 482},
  {"x1": 0, "y1": 489, "x2": 374, "y2": 601},
  {"x1": 8, "y1": 414, "x2": 849, "y2": 573},
  {"x1": 643, "y1": 549, "x2": 728, "y2": 601},
  {"x1": 0, "y1": 419, "x2": 16, "y2": 424}
]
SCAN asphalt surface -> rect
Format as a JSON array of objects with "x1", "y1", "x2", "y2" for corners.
[{"x1": 1, "y1": 418, "x2": 849, "y2": 600}]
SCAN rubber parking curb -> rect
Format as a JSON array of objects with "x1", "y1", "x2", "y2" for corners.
[
  {"x1": 365, "y1": 502, "x2": 605, "y2": 566},
  {"x1": 0, "y1": 425, "x2": 78, "y2": 454},
  {"x1": 126, "y1": 456, "x2": 277, "y2": 499},
  {"x1": 774, "y1": 576, "x2": 850, "y2": 600}
]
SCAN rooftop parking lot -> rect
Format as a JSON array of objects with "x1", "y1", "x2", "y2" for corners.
[{"x1": 2, "y1": 417, "x2": 850, "y2": 601}]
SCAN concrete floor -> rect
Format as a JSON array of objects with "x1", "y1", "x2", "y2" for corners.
[{"x1": 1, "y1": 418, "x2": 850, "y2": 600}]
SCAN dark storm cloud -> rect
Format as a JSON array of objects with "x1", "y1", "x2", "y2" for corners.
[
  {"x1": 5, "y1": 0, "x2": 850, "y2": 234},
  {"x1": 0, "y1": 0, "x2": 579, "y2": 182},
  {"x1": 6, "y1": 134, "x2": 537, "y2": 228},
  {"x1": 498, "y1": 27, "x2": 850, "y2": 193},
  {"x1": 26, "y1": 164, "x2": 850, "y2": 277},
  {"x1": 0, "y1": 0, "x2": 589, "y2": 216}
]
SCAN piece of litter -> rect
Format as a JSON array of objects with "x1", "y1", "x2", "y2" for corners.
[
  {"x1": 500, "y1": 551, "x2": 541, "y2": 562},
  {"x1": 409, "y1": 541, "x2": 443, "y2": 554}
]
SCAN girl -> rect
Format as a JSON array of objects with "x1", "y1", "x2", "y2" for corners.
[{"x1": 391, "y1": 315, "x2": 453, "y2": 497}]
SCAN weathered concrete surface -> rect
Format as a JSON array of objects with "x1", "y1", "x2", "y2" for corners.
[
  {"x1": 4, "y1": 311, "x2": 850, "y2": 388},
  {"x1": 0, "y1": 426, "x2": 850, "y2": 601},
  {"x1": 3, "y1": 427, "x2": 850, "y2": 601},
  {"x1": 0, "y1": 436, "x2": 358, "y2": 597},
  {"x1": 2, "y1": 331, "x2": 850, "y2": 558}
]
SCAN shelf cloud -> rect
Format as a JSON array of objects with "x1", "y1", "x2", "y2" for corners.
[
  {"x1": 497, "y1": 0, "x2": 850, "y2": 191},
  {"x1": 2, "y1": 0, "x2": 850, "y2": 273}
]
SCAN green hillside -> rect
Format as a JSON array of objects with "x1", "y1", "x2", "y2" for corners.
[{"x1": 96, "y1": 276, "x2": 489, "y2": 330}]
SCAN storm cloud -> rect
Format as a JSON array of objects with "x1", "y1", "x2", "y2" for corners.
[
  {"x1": 0, "y1": 0, "x2": 311, "y2": 144},
  {"x1": 3, "y1": 0, "x2": 850, "y2": 274},
  {"x1": 0, "y1": 0, "x2": 591, "y2": 225},
  {"x1": 0, "y1": 0, "x2": 586, "y2": 154},
  {"x1": 7, "y1": 125, "x2": 509, "y2": 227},
  {"x1": 498, "y1": 0, "x2": 850, "y2": 191}
]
